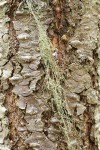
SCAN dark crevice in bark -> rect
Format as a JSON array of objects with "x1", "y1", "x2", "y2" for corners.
[
  {"x1": 4, "y1": 1, "x2": 28, "y2": 149},
  {"x1": 48, "y1": 0, "x2": 70, "y2": 67},
  {"x1": 84, "y1": 106, "x2": 95, "y2": 150},
  {"x1": 92, "y1": 45, "x2": 99, "y2": 90}
]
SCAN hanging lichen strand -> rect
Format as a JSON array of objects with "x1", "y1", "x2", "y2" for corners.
[{"x1": 26, "y1": 0, "x2": 82, "y2": 149}]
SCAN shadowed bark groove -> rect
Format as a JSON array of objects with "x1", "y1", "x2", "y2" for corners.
[{"x1": 5, "y1": 1, "x2": 27, "y2": 149}]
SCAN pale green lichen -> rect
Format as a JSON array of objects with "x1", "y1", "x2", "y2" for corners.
[{"x1": 26, "y1": 0, "x2": 82, "y2": 149}]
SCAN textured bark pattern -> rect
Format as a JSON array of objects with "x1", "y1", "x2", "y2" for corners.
[{"x1": 0, "y1": 0, "x2": 100, "y2": 150}]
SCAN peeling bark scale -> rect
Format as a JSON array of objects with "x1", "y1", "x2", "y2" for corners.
[{"x1": 0, "y1": 0, "x2": 100, "y2": 150}]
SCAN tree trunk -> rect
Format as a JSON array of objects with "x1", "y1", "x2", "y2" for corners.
[{"x1": 0, "y1": 0, "x2": 99, "y2": 150}]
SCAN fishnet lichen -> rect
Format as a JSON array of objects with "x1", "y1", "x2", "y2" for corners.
[{"x1": 26, "y1": 0, "x2": 82, "y2": 149}]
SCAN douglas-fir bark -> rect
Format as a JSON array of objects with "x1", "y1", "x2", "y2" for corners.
[{"x1": 0, "y1": 0, "x2": 99, "y2": 150}]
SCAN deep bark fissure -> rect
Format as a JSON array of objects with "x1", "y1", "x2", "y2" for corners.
[
  {"x1": 4, "y1": 1, "x2": 26, "y2": 149},
  {"x1": 48, "y1": 0, "x2": 69, "y2": 66},
  {"x1": 84, "y1": 106, "x2": 95, "y2": 150}
]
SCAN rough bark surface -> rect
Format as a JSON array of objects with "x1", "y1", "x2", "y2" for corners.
[{"x1": 0, "y1": 0, "x2": 100, "y2": 150}]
